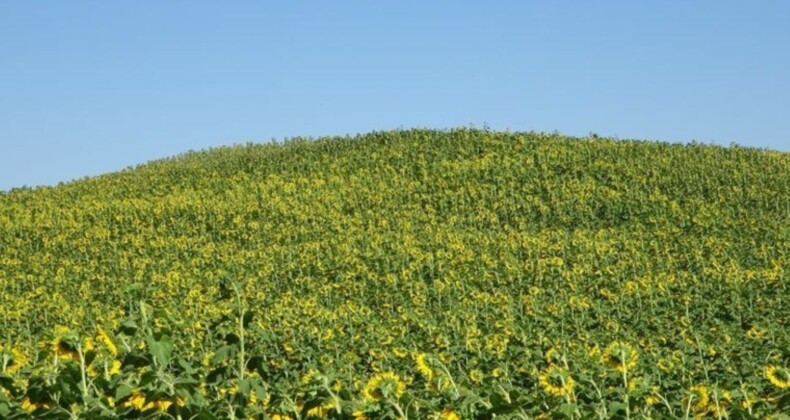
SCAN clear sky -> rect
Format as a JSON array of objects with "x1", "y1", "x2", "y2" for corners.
[{"x1": 1, "y1": 1, "x2": 789, "y2": 191}]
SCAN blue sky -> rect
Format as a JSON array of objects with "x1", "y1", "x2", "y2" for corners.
[{"x1": 1, "y1": 1, "x2": 788, "y2": 190}]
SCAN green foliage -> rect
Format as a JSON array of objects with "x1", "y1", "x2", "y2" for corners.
[{"x1": 0, "y1": 128, "x2": 788, "y2": 418}]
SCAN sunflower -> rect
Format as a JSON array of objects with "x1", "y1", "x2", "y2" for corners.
[
  {"x1": 96, "y1": 328, "x2": 119, "y2": 357},
  {"x1": 468, "y1": 368, "x2": 484, "y2": 384},
  {"x1": 393, "y1": 347, "x2": 408, "y2": 358},
  {"x1": 301, "y1": 369, "x2": 319, "y2": 385},
  {"x1": 150, "y1": 399, "x2": 173, "y2": 412},
  {"x1": 745, "y1": 326, "x2": 766, "y2": 339},
  {"x1": 122, "y1": 389, "x2": 180, "y2": 413},
  {"x1": 363, "y1": 371, "x2": 406, "y2": 402},
  {"x1": 306, "y1": 400, "x2": 337, "y2": 418},
  {"x1": 0, "y1": 345, "x2": 28, "y2": 374},
  {"x1": 83, "y1": 338, "x2": 94, "y2": 353},
  {"x1": 764, "y1": 366, "x2": 790, "y2": 389},
  {"x1": 50, "y1": 326, "x2": 80, "y2": 361},
  {"x1": 52, "y1": 338, "x2": 79, "y2": 361},
  {"x1": 544, "y1": 347, "x2": 562, "y2": 364},
  {"x1": 645, "y1": 386, "x2": 662, "y2": 406},
  {"x1": 415, "y1": 353, "x2": 434, "y2": 379},
  {"x1": 686, "y1": 384, "x2": 710, "y2": 413},
  {"x1": 122, "y1": 390, "x2": 148, "y2": 411},
  {"x1": 603, "y1": 341, "x2": 638, "y2": 373},
  {"x1": 20, "y1": 397, "x2": 52, "y2": 413},
  {"x1": 439, "y1": 407, "x2": 461, "y2": 420},
  {"x1": 538, "y1": 366, "x2": 575, "y2": 398},
  {"x1": 108, "y1": 360, "x2": 122, "y2": 376}
]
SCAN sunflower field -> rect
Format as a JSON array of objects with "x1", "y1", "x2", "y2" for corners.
[{"x1": 0, "y1": 128, "x2": 788, "y2": 419}]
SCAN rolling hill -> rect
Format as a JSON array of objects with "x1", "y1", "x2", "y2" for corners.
[{"x1": 1, "y1": 128, "x2": 788, "y2": 418}]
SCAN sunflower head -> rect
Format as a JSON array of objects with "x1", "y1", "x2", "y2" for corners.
[
  {"x1": 538, "y1": 366, "x2": 576, "y2": 398},
  {"x1": 50, "y1": 326, "x2": 80, "y2": 361},
  {"x1": 305, "y1": 400, "x2": 337, "y2": 418},
  {"x1": 765, "y1": 366, "x2": 790, "y2": 389},
  {"x1": 468, "y1": 368, "x2": 484, "y2": 384},
  {"x1": 415, "y1": 353, "x2": 435, "y2": 379},
  {"x1": 363, "y1": 371, "x2": 406, "y2": 402},
  {"x1": 0, "y1": 345, "x2": 29, "y2": 374},
  {"x1": 544, "y1": 347, "x2": 563, "y2": 365},
  {"x1": 686, "y1": 384, "x2": 710, "y2": 413},
  {"x1": 603, "y1": 341, "x2": 639, "y2": 373},
  {"x1": 96, "y1": 328, "x2": 119, "y2": 357},
  {"x1": 52, "y1": 338, "x2": 79, "y2": 361},
  {"x1": 300, "y1": 369, "x2": 320, "y2": 385},
  {"x1": 439, "y1": 407, "x2": 461, "y2": 420},
  {"x1": 20, "y1": 396, "x2": 53, "y2": 413}
]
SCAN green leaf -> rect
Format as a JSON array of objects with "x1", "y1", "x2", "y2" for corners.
[
  {"x1": 118, "y1": 319, "x2": 138, "y2": 336},
  {"x1": 608, "y1": 401, "x2": 628, "y2": 415},
  {"x1": 116, "y1": 384, "x2": 133, "y2": 400},
  {"x1": 146, "y1": 334, "x2": 173, "y2": 368},
  {"x1": 557, "y1": 403, "x2": 577, "y2": 418}
]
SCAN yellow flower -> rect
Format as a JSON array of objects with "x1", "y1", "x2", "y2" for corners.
[
  {"x1": 440, "y1": 407, "x2": 461, "y2": 420},
  {"x1": 721, "y1": 390, "x2": 732, "y2": 402},
  {"x1": 20, "y1": 397, "x2": 51, "y2": 412},
  {"x1": 301, "y1": 369, "x2": 319, "y2": 384},
  {"x1": 151, "y1": 399, "x2": 173, "y2": 412},
  {"x1": 20, "y1": 397, "x2": 35, "y2": 412},
  {"x1": 332, "y1": 379, "x2": 343, "y2": 392},
  {"x1": 202, "y1": 352, "x2": 213, "y2": 367},
  {"x1": 415, "y1": 353, "x2": 434, "y2": 379},
  {"x1": 0, "y1": 345, "x2": 28, "y2": 374},
  {"x1": 469, "y1": 368, "x2": 484, "y2": 383},
  {"x1": 656, "y1": 357, "x2": 673, "y2": 372},
  {"x1": 538, "y1": 366, "x2": 575, "y2": 398},
  {"x1": 53, "y1": 325, "x2": 71, "y2": 337},
  {"x1": 765, "y1": 366, "x2": 790, "y2": 389},
  {"x1": 587, "y1": 344, "x2": 601, "y2": 358},
  {"x1": 745, "y1": 326, "x2": 766, "y2": 339},
  {"x1": 686, "y1": 384, "x2": 710, "y2": 413},
  {"x1": 108, "y1": 360, "x2": 122, "y2": 376},
  {"x1": 544, "y1": 347, "x2": 561, "y2": 364},
  {"x1": 271, "y1": 414, "x2": 294, "y2": 420},
  {"x1": 122, "y1": 390, "x2": 148, "y2": 411},
  {"x1": 305, "y1": 400, "x2": 336, "y2": 418},
  {"x1": 603, "y1": 341, "x2": 638, "y2": 373},
  {"x1": 645, "y1": 386, "x2": 662, "y2": 406},
  {"x1": 96, "y1": 328, "x2": 119, "y2": 357},
  {"x1": 218, "y1": 384, "x2": 240, "y2": 398},
  {"x1": 363, "y1": 371, "x2": 406, "y2": 402},
  {"x1": 52, "y1": 338, "x2": 79, "y2": 361},
  {"x1": 121, "y1": 389, "x2": 178, "y2": 412},
  {"x1": 82, "y1": 338, "x2": 94, "y2": 353}
]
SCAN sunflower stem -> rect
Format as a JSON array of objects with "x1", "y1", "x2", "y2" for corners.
[{"x1": 621, "y1": 349, "x2": 630, "y2": 420}]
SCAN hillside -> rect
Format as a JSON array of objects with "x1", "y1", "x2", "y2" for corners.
[{"x1": 0, "y1": 128, "x2": 788, "y2": 418}]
